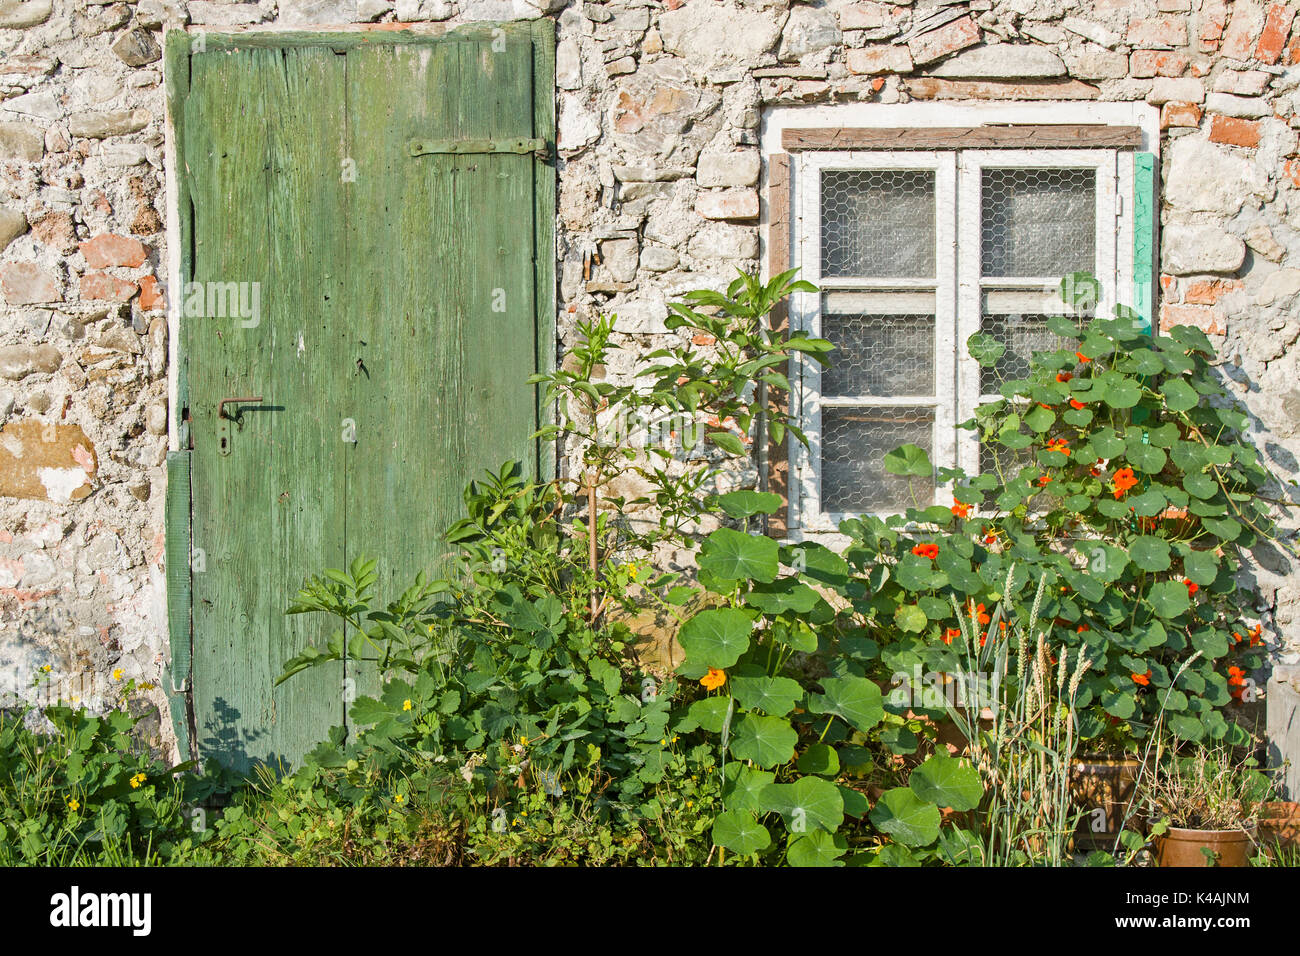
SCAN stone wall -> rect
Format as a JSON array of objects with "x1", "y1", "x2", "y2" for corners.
[{"x1": 0, "y1": 0, "x2": 1297, "y2": 755}]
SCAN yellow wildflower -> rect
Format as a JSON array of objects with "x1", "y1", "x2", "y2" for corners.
[
  {"x1": 112, "y1": 669, "x2": 124, "y2": 681},
  {"x1": 393, "y1": 793, "x2": 405, "y2": 804},
  {"x1": 67, "y1": 799, "x2": 80, "y2": 812},
  {"x1": 402, "y1": 699, "x2": 413, "y2": 711}
]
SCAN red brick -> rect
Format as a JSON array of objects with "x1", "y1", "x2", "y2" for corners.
[
  {"x1": 1285, "y1": 159, "x2": 1300, "y2": 188},
  {"x1": 1160, "y1": 273, "x2": 1178, "y2": 300},
  {"x1": 1200, "y1": 0, "x2": 1228, "y2": 50},
  {"x1": 1161, "y1": 303, "x2": 1225, "y2": 335},
  {"x1": 79, "y1": 233, "x2": 148, "y2": 269},
  {"x1": 79, "y1": 272, "x2": 137, "y2": 302},
  {"x1": 1184, "y1": 278, "x2": 1243, "y2": 304},
  {"x1": 0, "y1": 262, "x2": 61, "y2": 305},
  {"x1": 1209, "y1": 114, "x2": 1262, "y2": 147},
  {"x1": 1287, "y1": 32, "x2": 1300, "y2": 64},
  {"x1": 1127, "y1": 16, "x2": 1189, "y2": 49},
  {"x1": 1130, "y1": 50, "x2": 1190, "y2": 76},
  {"x1": 1160, "y1": 102, "x2": 1203, "y2": 128},
  {"x1": 1221, "y1": 3, "x2": 1265, "y2": 59},
  {"x1": 1255, "y1": 4, "x2": 1296, "y2": 64},
  {"x1": 907, "y1": 15, "x2": 980, "y2": 65},
  {"x1": 137, "y1": 275, "x2": 165, "y2": 311}
]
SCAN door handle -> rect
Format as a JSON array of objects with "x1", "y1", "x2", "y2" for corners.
[
  {"x1": 217, "y1": 396, "x2": 265, "y2": 457},
  {"x1": 218, "y1": 396, "x2": 264, "y2": 421}
]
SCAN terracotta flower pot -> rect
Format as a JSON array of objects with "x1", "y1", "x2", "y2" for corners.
[
  {"x1": 1069, "y1": 756, "x2": 1141, "y2": 851},
  {"x1": 1155, "y1": 826, "x2": 1255, "y2": 867}
]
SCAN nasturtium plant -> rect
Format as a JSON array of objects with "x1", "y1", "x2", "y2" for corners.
[{"x1": 839, "y1": 275, "x2": 1286, "y2": 749}]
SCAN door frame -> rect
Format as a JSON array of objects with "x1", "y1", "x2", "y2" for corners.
[{"x1": 161, "y1": 23, "x2": 557, "y2": 760}]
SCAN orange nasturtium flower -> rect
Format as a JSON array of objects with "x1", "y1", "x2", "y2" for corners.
[
  {"x1": 951, "y1": 501, "x2": 971, "y2": 518},
  {"x1": 942, "y1": 628, "x2": 961, "y2": 645},
  {"x1": 911, "y1": 543, "x2": 940, "y2": 560},
  {"x1": 1036, "y1": 475, "x2": 1053, "y2": 487},
  {"x1": 1111, "y1": 467, "x2": 1138, "y2": 499},
  {"x1": 1056, "y1": 372, "x2": 1073, "y2": 383},
  {"x1": 700, "y1": 668, "x2": 727, "y2": 691},
  {"x1": 972, "y1": 603, "x2": 991, "y2": 626},
  {"x1": 1046, "y1": 438, "x2": 1071, "y2": 456},
  {"x1": 1076, "y1": 351, "x2": 1092, "y2": 363},
  {"x1": 1183, "y1": 578, "x2": 1199, "y2": 597},
  {"x1": 1131, "y1": 670, "x2": 1151, "y2": 686},
  {"x1": 1069, "y1": 398, "x2": 1087, "y2": 410}
]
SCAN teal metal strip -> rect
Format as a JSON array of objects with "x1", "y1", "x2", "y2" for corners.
[{"x1": 1133, "y1": 152, "x2": 1156, "y2": 332}]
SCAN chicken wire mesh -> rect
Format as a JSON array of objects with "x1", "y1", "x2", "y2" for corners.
[
  {"x1": 821, "y1": 169, "x2": 936, "y2": 278},
  {"x1": 821, "y1": 406, "x2": 934, "y2": 513},
  {"x1": 979, "y1": 312, "x2": 1069, "y2": 394},
  {"x1": 820, "y1": 308, "x2": 935, "y2": 398},
  {"x1": 981, "y1": 167, "x2": 1096, "y2": 278}
]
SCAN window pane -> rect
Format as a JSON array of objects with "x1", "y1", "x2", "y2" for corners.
[
  {"x1": 979, "y1": 312, "x2": 1070, "y2": 394},
  {"x1": 821, "y1": 292, "x2": 935, "y2": 398},
  {"x1": 981, "y1": 168, "x2": 1095, "y2": 278},
  {"x1": 821, "y1": 169, "x2": 936, "y2": 279},
  {"x1": 822, "y1": 406, "x2": 934, "y2": 512}
]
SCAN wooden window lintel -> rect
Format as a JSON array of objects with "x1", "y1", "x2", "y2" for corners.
[{"x1": 781, "y1": 125, "x2": 1142, "y2": 152}]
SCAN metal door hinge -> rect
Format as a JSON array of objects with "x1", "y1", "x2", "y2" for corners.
[{"x1": 408, "y1": 137, "x2": 549, "y2": 160}]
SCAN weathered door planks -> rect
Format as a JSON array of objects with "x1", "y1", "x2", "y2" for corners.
[{"x1": 169, "y1": 25, "x2": 555, "y2": 770}]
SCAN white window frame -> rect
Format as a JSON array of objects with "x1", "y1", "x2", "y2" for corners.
[{"x1": 785, "y1": 142, "x2": 1136, "y2": 535}]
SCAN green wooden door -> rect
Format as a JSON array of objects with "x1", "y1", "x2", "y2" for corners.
[{"x1": 167, "y1": 26, "x2": 555, "y2": 771}]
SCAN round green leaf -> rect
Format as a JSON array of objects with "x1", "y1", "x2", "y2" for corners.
[
  {"x1": 894, "y1": 603, "x2": 928, "y2": 633},
  {"x1": 1130, "y1": 536, "x2": 1172, "y2": 572},
  {"x1": 909, "y1": 752, "x2": 982, "y2": 811},
  {"x1": 677, "y1": 608, "x2": 753, "y2": 669},
  {"x1": 869, "y1": 787, "x2": 941, "y2": 847},
  {"x1": 712, "y1": 809, "x2": 771, "y2": 855},
  {"x1": 1148, "y1": 580, "x2": 1191, "y2": 619},
  {"x1": 1025, "y1": 405, "x2": 1056, "y2": 433},
  {"x1": 717, "y1": 489, "x2": 783, "y2": 518},
  {"x1": 729, "y1": 713, "x2": 798, "y2": 768},
  {"x1": 786, "y1": 829, "x2": 847, "y2": 867},
  {"x1": 722, "y1": 761, "x2": 775, "y2": 812},
  {"x1": 687, "y1": 696, "x2": 733, "y2": 733},
  {"x1": 967, "y1": 332, "x2": 1006, "y2": 367},
  {"x1": 807, "y1": 676, "x2": 885, "y2": 732},
  {"x1": 883, "y1": 443, "x2": 933, "y2": 478},
  {"x1": 1168, "y1": 713, "x2": 1204, "y2": 742},
  {"x1": 759, "y1": 775, "x2": 845, "y2": 832},
  {"x1": 1103, "y1": 378, "x2": 1141, "y2": 408},
  {"x1": 1182, "y1": 473, "x2": 1217, "y2": 499},
  {"x1": 797, "y1": 743, "x2": 841, "y2": 776},
  {"x1": 1162, "y1": 378, "x2": 1199, "y2": 412},
  {"x1": 1182, "y1": 549, "x2": 1219, "y2": 586},
  {"x1": 729, "y1": 675, "x2": 804, "y2": 716},
  {"x1": 1128, "y1": 443, "x2": 1167, "y2": 474},
  {"x1": 698, "y1": 528, "x2": 779, "y2": 583}
]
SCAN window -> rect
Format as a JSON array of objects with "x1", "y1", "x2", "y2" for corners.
[{"x1": 779, "y1": 126, "x2": 1145, "y2": 534}]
